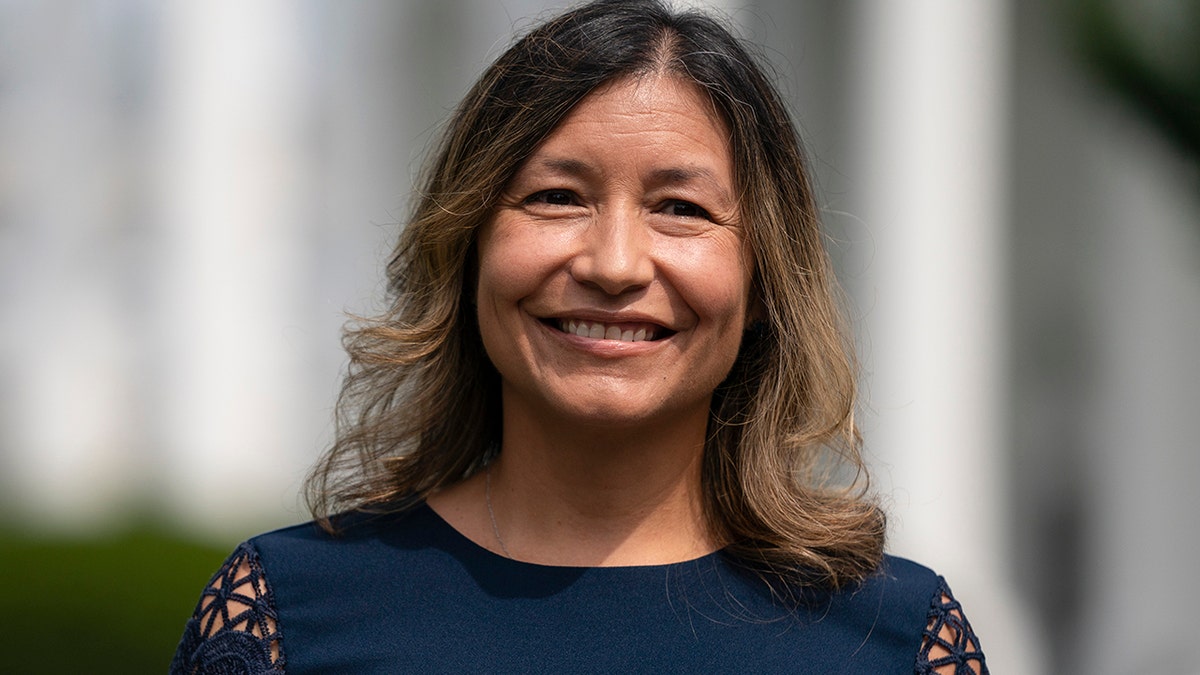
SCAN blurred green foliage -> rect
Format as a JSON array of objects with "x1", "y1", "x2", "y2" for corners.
[
  {"x1": 0, "y1": 527, "x2": 230, "y2": 674},
  {"x1": 1071, "y1": 0, "x2": 1200, "y2": 167}
]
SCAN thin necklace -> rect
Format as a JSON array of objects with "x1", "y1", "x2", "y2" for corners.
[{"x1": 485, "y1": 465, "x2": 513, "y2": 558}]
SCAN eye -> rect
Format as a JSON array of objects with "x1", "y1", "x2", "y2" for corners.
[
  {"x1": 663, "y1": 200, "x2": 711, "y2": 220},
  {"x1": 526, "y1": 189, "x2": 578, "y2": 206}
]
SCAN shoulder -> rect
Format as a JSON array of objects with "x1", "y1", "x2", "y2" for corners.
[
  {"x1": 245, "y1": 504, "x2": 450, "y2": 591},
  {"x1": 790, "y1": 555, "x2": 942, "y2": 659},
  {"x1": 811, "y1": 555, "x2": 987, "y2": 674},
  {"x1": 875, "y1": 554, "x2": 943, "y2": 592},
  {"x1": 868, "y1": 555, "x2": 988, "y2": 675},
  {"x1": 841, "y1": 554, "x2": 943, "y2": 622},
  {"x1": 173, "y1": 506, "x2": 441, "y2": 674},
  {"x1": 170, "y1": 541, "x2": 284, "y2": 674},
  {"x1": 248, "y1": 505, "x2": 436, "y2": 558}
]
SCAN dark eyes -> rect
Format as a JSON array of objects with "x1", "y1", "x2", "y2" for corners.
[
  {"x1": 525, "y1": 190, "x2": 577, "y2": 206},
  {"x1": 665, "y1": 201, "x2": 710, "y2": 219},
  {"x1": 525, "y1": 190, "x2": 710, "y2": 220}
]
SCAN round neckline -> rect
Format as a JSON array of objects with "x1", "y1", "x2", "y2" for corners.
[{"x1": 418, "y1": 501, "x2": 725, "y2": 571}]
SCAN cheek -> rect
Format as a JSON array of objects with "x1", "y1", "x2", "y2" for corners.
[
  {"x1": 674, "y1": 242, "x2": 754, "y2": 331},
  {"x1": 474, "y1": 251, "x2": 521, "y2": 376},
  {"x1": 476, "y1": 228, "x2": 530, "y2": 309},
  {"x1": 474, "y1": 225, "x2": 555, "y2": 362},
  {"x1": 475, "y1": 243, "x2": 537, "y2": 312},
  {"x1": 474, "y1": 232, "x2": 509, "y2": 355}
]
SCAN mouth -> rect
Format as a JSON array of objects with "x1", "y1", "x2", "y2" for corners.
[{"x1": 546, "y1": 318, "x2": 673, "y2": 343}]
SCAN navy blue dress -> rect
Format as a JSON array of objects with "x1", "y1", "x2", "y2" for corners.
[{"x1": 171, "y1": 504, "x2": 987, "y2": 674}]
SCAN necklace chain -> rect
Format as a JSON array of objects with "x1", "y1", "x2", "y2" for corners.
[{"x1": 485, "y1": 465, "x2": 513, "y2": 558}]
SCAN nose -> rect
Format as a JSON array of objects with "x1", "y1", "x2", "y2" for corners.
[{"x1": 569, "y1": 207, "x2": 654, "y2": 296}]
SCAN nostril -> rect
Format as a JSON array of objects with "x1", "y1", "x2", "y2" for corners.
[{"x1": 568, "y1": 236, "x2": 654, "y2": 295}]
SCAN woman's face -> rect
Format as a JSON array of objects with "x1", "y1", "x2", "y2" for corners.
[{"x1": 476, "y1": 74, "x2": 753, "y2": 429}]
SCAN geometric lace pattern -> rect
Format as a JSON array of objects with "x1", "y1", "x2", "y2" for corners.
[
  {"x1": 914, "y1": 577, "x2": 989, "y2": 675},
  {"x1": 170, "y1": 542, "x2": 286, "y2": 675}
]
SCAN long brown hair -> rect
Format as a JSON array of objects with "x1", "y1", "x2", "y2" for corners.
[{"x1": 306, "y1": 0, "x2": 884, "y2": 589}]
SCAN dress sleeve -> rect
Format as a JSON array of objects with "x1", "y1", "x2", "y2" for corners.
[
  {"x1": 170, "y1": 541, "x2": 286, "y2": 675},
  {"x1": 913, "y1": 577, "x2": 988, "y2": 675}
]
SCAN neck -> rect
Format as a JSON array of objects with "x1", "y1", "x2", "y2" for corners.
[
  {"x1": 429, "y1": 396, "x2": 718, "y2": 567},
  {"x1": 492, "y1": 395, "x2": 716, "y2": 565}
]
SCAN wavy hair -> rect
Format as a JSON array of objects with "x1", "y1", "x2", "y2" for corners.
[{"x1": 306, "y1": 0, "x2": 884, "y2": 589}]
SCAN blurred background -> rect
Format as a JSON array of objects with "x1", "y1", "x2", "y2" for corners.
[{"x1": 1, "y1": 1, "x2": 1197, "y2": 672}]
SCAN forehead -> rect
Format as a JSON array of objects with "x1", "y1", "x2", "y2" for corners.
[
  {"x1": 570, "y1": 72, "x2": 723, "y2": 122},
  {"x1": 558, "y1": 74, "x2": 725, "y2": 136},
  {"x1": 527, "y1": 74, "x2": 735, "y2": 182}
]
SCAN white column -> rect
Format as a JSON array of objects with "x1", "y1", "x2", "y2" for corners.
[
  {"x1": 0, "y1": 3, "x2": 141, "y2": 529},
  {"x1": 154, "y1": 1, "x2": 312, "y2": 535},
  {"x1": 849, "y1": 1, "x2": 1043, "y2": 672},
  {"x1": 1076, "y1": 123, "x2": 1200, "y2": 675}
]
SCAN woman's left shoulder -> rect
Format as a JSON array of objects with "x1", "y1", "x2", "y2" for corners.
[
  {"x1": 838, "y1": 554, "x2": 944, "y2": 623},
  {"x1": 864, "y1": 555, "x2": 989, "y2": 675},
  {"x1": 875, "y1": 554, "x2": 943, "y2": 592}
]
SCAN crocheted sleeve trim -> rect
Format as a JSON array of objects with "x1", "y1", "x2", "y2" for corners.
[
  {"x1": 914, "y1": 577, "x2": 989, "y2": 675},
  {"x1": 170, "y1": 541, "x2": 286, "y2": 675}
]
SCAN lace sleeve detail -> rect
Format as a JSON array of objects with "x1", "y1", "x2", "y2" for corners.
[
  {"x1": 914, "y1": 578, "x2": 988, "y2": 675},
  {"x1": 170, "y1": 542, "x2": 286, "y2": 675}
]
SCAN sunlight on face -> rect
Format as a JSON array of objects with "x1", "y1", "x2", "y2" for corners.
[{"x1": 476, "y1": 74, "x2": 753, "y2": 430}]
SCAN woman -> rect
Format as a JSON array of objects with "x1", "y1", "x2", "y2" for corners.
[{"x1": 172, "y1": 1, "x2": 987, "y2": 673}]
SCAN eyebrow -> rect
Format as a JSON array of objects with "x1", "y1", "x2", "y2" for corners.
[
  {"x1": 533, "y1": 157, "x2": 591, "y2": 177},
  {"x1": 648, "y1": 166, "x2": 734, "y2": 205},
  {"x1": 648, "y1": 166, "x2": 720, "y2": 187}
]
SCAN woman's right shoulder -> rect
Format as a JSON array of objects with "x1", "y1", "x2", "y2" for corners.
[
  {"x1": 247, "y1": 503, "x2": 438, "y2": 573},
  {"x1": 171, "y1": 505, "x2": 435, "y2": 674},
  {"x1": 170, "y1": 541, "x2": 284, "y2": 674}
]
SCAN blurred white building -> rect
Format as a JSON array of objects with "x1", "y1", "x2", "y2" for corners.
[{"x1": 3, "y1": 2, "x2": 1198, "y2": 673}]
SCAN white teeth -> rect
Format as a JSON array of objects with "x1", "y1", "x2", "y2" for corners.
[{"x1": 557, "y1": 319, "x2": 658, "y2": 343}]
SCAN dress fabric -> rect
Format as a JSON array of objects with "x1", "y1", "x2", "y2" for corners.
[{"x1": 172, "y1": 504, "x2": 987, "y2": 674}]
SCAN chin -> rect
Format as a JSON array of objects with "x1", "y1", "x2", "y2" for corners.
[{"x1": 548, "y1": 393, "x2": 709, "y2": 431}]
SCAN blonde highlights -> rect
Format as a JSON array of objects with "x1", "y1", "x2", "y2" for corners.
[{"x1": 306, "y1": 0, "x2": 883, "y2": 589}]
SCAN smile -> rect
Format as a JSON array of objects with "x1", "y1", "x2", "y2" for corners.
[{"x1": 554, "y1": 319, "x2": 667, "y2": 343}]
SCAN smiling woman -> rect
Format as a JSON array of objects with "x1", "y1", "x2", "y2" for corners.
[
  {"x1": 455, "y1": 74, "x2": 751, "y2": 566},
  {"x1": 171, "y1": 1, "x2": 987, "y2": 673},
  {"x1": 474, "y1": 75, "x2": 750, "y2": 442}
]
